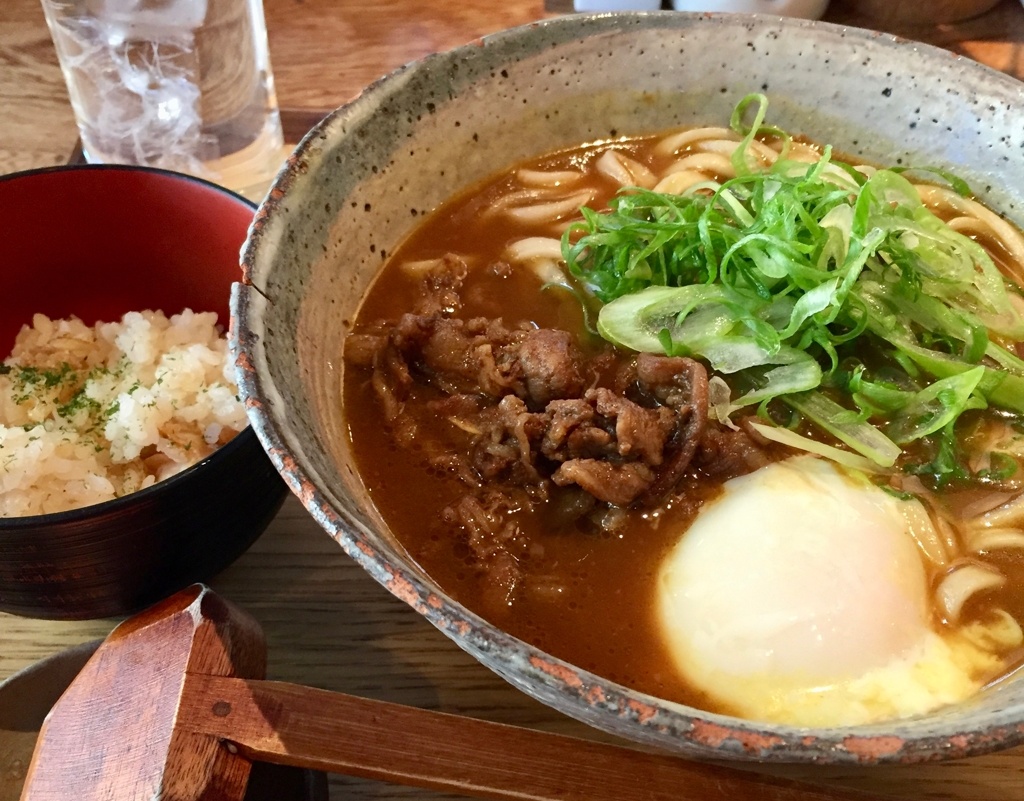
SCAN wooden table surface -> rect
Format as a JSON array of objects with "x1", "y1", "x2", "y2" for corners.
[{"x1": 3, "y1": 1, "x2": 1024, "y2": 799}]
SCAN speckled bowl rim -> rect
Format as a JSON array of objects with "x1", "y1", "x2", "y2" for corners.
[{"x1": 234, "y1": 12, "x2": 1024, "y2": 764}]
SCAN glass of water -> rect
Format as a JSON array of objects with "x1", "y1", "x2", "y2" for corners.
[{"x1": 40, "y1": 0, "x2": 286, "y2": 200}]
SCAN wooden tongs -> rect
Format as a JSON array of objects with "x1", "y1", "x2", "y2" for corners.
[{"x1": 19, "y1": 585, "x2": 892, "y2": 801}]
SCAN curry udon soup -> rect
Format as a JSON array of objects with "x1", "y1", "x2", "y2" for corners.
[{"x1": 343, "y1": 96, "x2": 1024, "y2": 727}]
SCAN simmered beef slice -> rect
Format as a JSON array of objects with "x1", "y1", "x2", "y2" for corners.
[
  {"x1": 588, "y1": 388, "x2": 676, "y2": 466},
  {"x1": 509, "y1": 328, "x2": 587, "y2": 407},
  {"x1": 347, "y1": 303, "x2": 719, "y2": 508},
  {"x1": 382, "y1": 314, "x2": 587, "y2": 409},
  {"x1": 471, "y1": 395, "x2": 546, "y2": 483},
  {"x1": 342, "y1": 334, "x2": 412, "y2": 423},
  {"x1": 551, "y1": 460, "x2": 656, "y2": 508},
  {"x1": 413, "y1": 253, "x2": 469, "y2": 315},
  {"x1": 369, "y1": 346, "x2": 411, "y2": 422},
  {"x1": 343, "y1": 333, "x2": 386, "y2": 368},
  {"x1": 441, "y1": 492, "x2": 524, "y2": 607},
  {"x1": 636, "y1": 353, "x2": 709, "y2": 412},
  {"x1": 630, "y1": 356, "x2": 710, "y2": 505},
  {"x1": 464, "y1": 379, "x2": 707, "y2": 507},
  {"x1": 695, "y1": 422, "x2": 773, "y2": 479}
]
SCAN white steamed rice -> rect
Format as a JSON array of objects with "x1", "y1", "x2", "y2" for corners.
[{"x1": 0, "y1": 310, "x2": 248, "y2": 516}]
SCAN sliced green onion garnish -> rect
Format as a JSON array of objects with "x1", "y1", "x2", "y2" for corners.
[
  {"x1": 564, "y1": 95, "x2": 1024, "y2": 473},
  {"x1": 748, "y1": 421, "x2": 885, "y2": 474}
]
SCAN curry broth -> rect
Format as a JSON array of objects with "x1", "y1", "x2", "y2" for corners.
[
  {"x1": 344, "y1": 131, "x2": 1024, "y2": 716},
  {"x1": 345, "y1": 139, "x2": 736, "y2": 711},
  {"x1": 347, "y1": 377, "x2": 726, "y2": 706}
]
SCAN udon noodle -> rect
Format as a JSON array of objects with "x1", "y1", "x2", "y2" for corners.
[{"x1": 344, "y1": 96, "x2": 1024, "y2": 726}]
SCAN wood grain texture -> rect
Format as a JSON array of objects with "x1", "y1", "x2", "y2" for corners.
[
  {"x1": 20, "y1": 587, "x2": 265, "y2": 801},
  {"x1": 0, "y1": 3, "x2": 77, "y2": 174},
  {"x1": 180, "y1": 674, "x2": 892, "y2": 801},
  {"x1": 2, "y1": 0, "x2": 1024, "y2": 799},
  {"x1": 263, "y1": 0, "x2": 550, "y2": 111}
]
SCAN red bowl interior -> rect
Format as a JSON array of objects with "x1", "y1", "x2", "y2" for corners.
[{"x1": 0, "y1": 166, "x2": 255, "y2": 353}]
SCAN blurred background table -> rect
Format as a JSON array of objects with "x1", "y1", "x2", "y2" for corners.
[{"x1": 2, "y1": 1, "x2": 1024, "y2": 799}]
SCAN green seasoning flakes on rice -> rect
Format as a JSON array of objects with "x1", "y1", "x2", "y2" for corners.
[{"x1": 0, "y1": 310, "x2": 248, "y2": 516}]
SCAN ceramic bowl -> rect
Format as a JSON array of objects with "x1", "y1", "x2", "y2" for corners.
[
  {"x1": 233, "y1": 13, "x2": 1024, "y2": 763},
  {"x1": 0, "y1": 166, "x2": 287, "y2": 619}
]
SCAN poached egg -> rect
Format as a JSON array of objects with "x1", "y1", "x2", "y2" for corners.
[{"x1": 657, "y1": 456, "x2": 1003, "y2": 726}]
